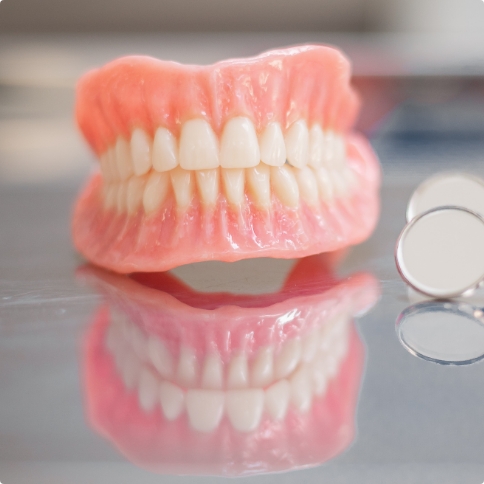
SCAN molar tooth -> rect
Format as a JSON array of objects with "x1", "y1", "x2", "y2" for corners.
[
  {"x1": 270, "y1": 165, "x2": 299, "y2": 208},
  {"x1": 289, "y1": 365, "x2": 312, "y2": 413},
  {"x1": 130, "y1": 128, "x2": 152, "y2": 176},
  {"x1": 107, "y1": 147, "x2": 119, "y2": 181},
  {"x1": 115, "y1": 137, "x2": 134, "y2": 180},
  {"x1": 116, "y1": 181, "x2": 129, "y2": 214},
  {"x1": 324, "y1": 131, "x2": 346, "y2": 169},
  {"x1": 331, "y1": 169, "x2": 348, "y2": 198},
  {"x1": 127, "y1": 175, "x2": 147, "y2": 215},
  {"x1": 222, "y1": 168, "x2": 245, "y2": 206},
  {"x1": 159, "y1": 381, "x2": 184, "y2": 421},
  {"x1": 274, "y1": 338, "x2": 302, "y2": 379},
  {"x1": 315, "y1": 167, "x2": 334, "y2": 203},
  {"x1": 148, "y1": 337, "x2": 173, "y2": 379},
  {"x1": 152, "y1": 127, "x2": 178, "y2": 172},
  {"x1": 294, "y1": 166, "x2": 319, "y2": 206},
  {"x1": 196, "y1": 168, "x2": 220, "y2": 207},
  {"x1": 179, "y1": 119, "x2": 219, "y2": 170},
  {"x1": 312, "y1": 357, "x2": 328, "y2": 396},
  {"x1": 246, "y1": 163, "x2": 271, "y2": 208},
  {"x1": 308, "y1": 124, "x2": 324, "y2": 169},
  {"x1": 129, "y1": 324, "x2": 148, "y2": 363},
  {"x1": 143, "y1": 171, "x2": 170, "y2": 214},
  {"x1": 99, "y1": 151, "x2": 111, "y2": 181},
  {"x1": 301, "y1": 330, "x2": 319, "y2": 363},
  {"x1": 227, "y1": 354, "x2": 249, "y2": 389},
  {"x1": 226, "y1": 389, "x2": 264, "y2": 432},
  {"x1": 104, "y1": 184, "x2": 117, "y2": 211},
  {"x1": 121, "y1": 348, "x2": 142, "y2": 391},
  {"x1": 220, "y1": 117, "x2": 260, "y2": 169},
  {"x1": 186, "y1": 390, "x2": 225, "y2": 433},
  {"x1": 259, "y1": 122, "x2": 286, "y2": 167},
  {"x1": 177, "y1": 346, "x2": 198, "y2": 387},
  {"x1": 265, "y1": 380, "x2": 290, "y2": 420},
  {"x1": 250, "y1": 347, "x2": 274, "y2": 387},
  {"x1": 138, "y1": 366, "x2": 160, "y2": 413},
  {"x1": 284, "y1": 120, "x2": 309, "y2": 168},
  {"x1": 170, "y1": 167, "x2": 194, "y2": 209},
  {"x1": 201, "y1": 353, "x2": 223, "y2": 390}
]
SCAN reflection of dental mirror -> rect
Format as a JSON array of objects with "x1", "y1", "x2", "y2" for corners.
[
  {"x1": 396, "y1": 301, "x2": 484, "y2": 365},
  {"x1": 406, "y1": 172, "x2": 484, "y2": 222},
  {"x1": 395, "y1": 206, "x2": 484, "y2": 298}
]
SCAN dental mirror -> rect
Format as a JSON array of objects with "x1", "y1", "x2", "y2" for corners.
[
  {"x1": 396, "y1": 301, "x2": 484, "y2": 365},
  {"x1": 396, "y1": 206, "x2": 484, "y2": 298},
  {"x1": 407, "y1": 172, "x2": 484, "y2": 222}
]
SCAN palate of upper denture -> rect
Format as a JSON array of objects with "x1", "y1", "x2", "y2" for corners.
[
  {"x1": 73, "y1": 45, "x2": 381, "y2": 273},
  {"x1": 79, "y1": 255, "x2": 380, "y2": 476}
]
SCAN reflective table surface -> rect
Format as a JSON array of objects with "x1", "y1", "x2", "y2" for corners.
[{"x1": 1, "y1": 33, "x2": 484, "y2": 483}]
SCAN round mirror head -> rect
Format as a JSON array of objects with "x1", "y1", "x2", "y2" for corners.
[
  {"x1": 396, "y1": 207, "x2": 484, "y2": 298},
  {"x1": 407, "y1": 172, "x2": 484, "y2": 222},
  {"x1": 396, "y1": 301, "x2": 484, "y2": 365}
]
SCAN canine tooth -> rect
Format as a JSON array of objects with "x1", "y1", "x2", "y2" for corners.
[
  {"x1": 285, "y1": 120, "x2": 309, "y2": 168},
  {"x1": 148, "y1": 337, "x2": 173, "y2": 379},
  {"x1": 177, "y1": 346, "x2": 198, "y2": 387},
  {"x1": 127, "y1": 175, "x2": 147, "y2": 215},
  {"x1": 121, "y1": 348, "x2": 142, "y2": 391},
  {"x1": 259, "y1": 122, "x2": 286, "y2": 167},
  {"x1": 246, "y1": 163, "x2": 271, "y2": 208},
  {"x1": 196, "y1": 169, "x2": 219, "y2": 206},
  {"x1": 308, "y1": 124, "x2": 324, "y2": 168},
  {"x1": 226, "y1": 389, "x2": 264, "y2": 432},
  {"x1": 289, "y1": 365, "x2": 312, "y2": 412},
  {"x1": 220, "y1": 117, "x2": 259, "y2": 169},
  {"x1": 159, "y1": 381, "x2": 184, "y2": 421},
  {"x1": 179, "y1": 119, "x2": 219, "y2": 170},
  {"x1": 315, "y1": 167, "x2": 334, "y2": 203},
  {"x1": 222, "y1": 168, "x2": 245, "y2": 206},
  {"x1": 143, "y1": 171, "x2": 170, "y2": 214},
  {"x1": 116, "y1": 182, "x2": 129, "y2": 214},
  {"x1": 265, "y1": 380, "x2": 290, "y2": 420},
  {"x1": 301, "y1": 330, "x2": 319, "y2": 363},
  {"x1": 186, "y1": 390, "x2": 224, "y2": 433},
  {"x1": 274, "y1": 338, "x2": 302, "y2": 379},
  {"x1": 138, "y1": 366, "x2": 160, "y2": 412},
  {"x1": 105, "y1": 184, "x2": 117, "y2": 210},
  {"x1": 152, "y1": 127, "x2": 178, "y2": 172},
  {"x1": 115, "y1": 137, "x2": 134, "y2": 180},
  {"x1": 201, "y1": 353, "x2": 223, "y2": 390},
  {"x1": 271, "y1": 165, "x2": 299, "y2": 208},
  {"x1": 227, "y1": 355, "x2": 249, "y2": 389},
  {"x1": 294, "y1": 166, "x2": 319, "y2": 206},
  {"x1": 130, "y1": 128, "x2": 152, "y2": 176},
  {"x1": 250, "y1": 347, "x2": 274, "y2": 387},
  {"x1": 170, "y1": 167, "x2": 194, "y2": 209}
]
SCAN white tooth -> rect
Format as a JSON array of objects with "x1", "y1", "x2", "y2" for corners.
[
  {"x1": 221, "y1": 168, "x2": 245, "y2": 206},
  {"x1": 289, "y1": 365, "x2": 312, "y2": 412},
  {"x1": 325, "y1": 352, "x2": 340, "y2": 379},
  {"x1": 308, "y1": 124, "x2": 325, "y2": 169},
  {"x1": 324, "y1": 131, "x2": 346, "y2": 169},
  {"x1": 294, "y1": 166, "x2": 319, "y2": 206},
  {"x1": 105, "y1": 184, "x2": 117, "y2": 211},
  {"x1": 312, "y1": 355, "x2": 329, "y2": 396},
  {"x1": 143, "y1": 171, "x2": 170, "y2": 214},
  {"x1": 100, "y1": 151, "x2": 111, "y2": 181},
  {"x1": 105, "y1": 322, "x2": 119, "y2": 354},
  {"x1": 121, "y1": 349, "x2": 141, "y2": 391},
  {"x1": 331, "y1": 169, "x2": 348, "y2": 198},
  {"x1": 250, "y1": 347, "x2": 274, "y2": 387},
  {"x1": 246, "y1": 163, "x2": 271, "y2": 208},
  {"x1": 270, "y1": 165, "x2": 299, "y2": 208},
  {"x1": 315, "y1": 167, "x2": 334, "y2": 203},
  {"x1": 159, "y1": 381, "x2": 184, "y2": 421},
  {"x1": 107, "y1": 147, "x2": 119, "y2": 181},
  {"x1": 115, "y1": 136, "x2": 134, "y2": 180},
  {"x1": 220, "y1": 117, "x2": 259, "y2": 169},
  {"x1": 129, "y1": 324, "x2": 148, "y2": 363},
  {"x1": 274, "y1": 338, "x2": 302, "y2": 379},
  {"x1": 177, "y1": 346, "x2": 198, "y2": 387},
  {"x1": 227, "y1": 354, "x2": 249, "y2": 389},
  {"x1": 259, "y1": 122, "x2": 286, "y2": 167},
  {"x1": 116, "y1": 182, "x2": 129, "y2": 214},
  {"x1": 127, "y1": 175, "x2": 147, "y2": 215},
  {"x1": 196, "y1": 168, "x2": 219, "y2": 206},
  {"x1": 301, "y1": 330, "x2": 319, "y2": 363},
  {"x1": 138, "y1": 366, "x2": 160, "y2": 412},
  {"x1": 152, "y1": 127, "x2": 178, "y2": 172},
  {"x1": 186, "y1": 390, "x2": 225, "y2": 433},
  {"x1": 264, "y1": 380, "x2": 290, "y2": 420},
  {"x1": 179, "y1": 119, "x2": 219, "y2": 170},
  {"x1": 170, "y1": 167, "x2": 194, "y2": 209},
  {"x1": 226, "y1": 389, "x2": 264, "y2": 432},
  {"x1": 201, "y1": 353, "x2": 223, "y2": 390},
  {"x1": 130, "y1": 128, "x2": 152, "y2": 176},
  {"x1": 284, "y1": 120, "x2": 309, "y2": 168},
  {"x1": 148, "y1": 337, "x2": 173, "y2": 379}
]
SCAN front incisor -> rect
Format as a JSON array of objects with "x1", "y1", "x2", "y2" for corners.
[
  {"x1": 220, "y1": 117, "x2": 260, "y2": 169},
  {"x1": 179, "y1": 119, "x2": 219, "y2": 170},
  {"x1": 195, "y1": 168, "x2": 220, "y2": 206}
]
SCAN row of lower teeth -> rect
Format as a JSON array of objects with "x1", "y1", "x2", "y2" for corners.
[
  {"x1": 102, "y1": 162, "x2": 356, "y2": 214},
  {"x1": 99, "y1": 118, "x2": 346, "y2": 182}
]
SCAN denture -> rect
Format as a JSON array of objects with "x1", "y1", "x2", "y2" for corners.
[
  {"x1": 73, "y1": 45, "x2": 380, "y2": 273},
  {"x1": 80, "y1": 255, "x2": 379, "y2": 475}
]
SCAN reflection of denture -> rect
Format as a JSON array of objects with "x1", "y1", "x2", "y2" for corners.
[
  {"x1": 73, "y1": 46, "x2": 380, "y2": 273},
  {"x1": 81, "y1": 256, "x2": 379, "y2": 475}
]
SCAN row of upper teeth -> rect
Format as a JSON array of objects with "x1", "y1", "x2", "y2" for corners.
[
  {"x1": 99, "y1": 118, "x2": 346, "y2": 182},
  {"x1": 106, "y1": 312, "x2": 350, "y2": 433},
  {"x1": 103, "y1": 162, "x2": 355, "y2": 214}
]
